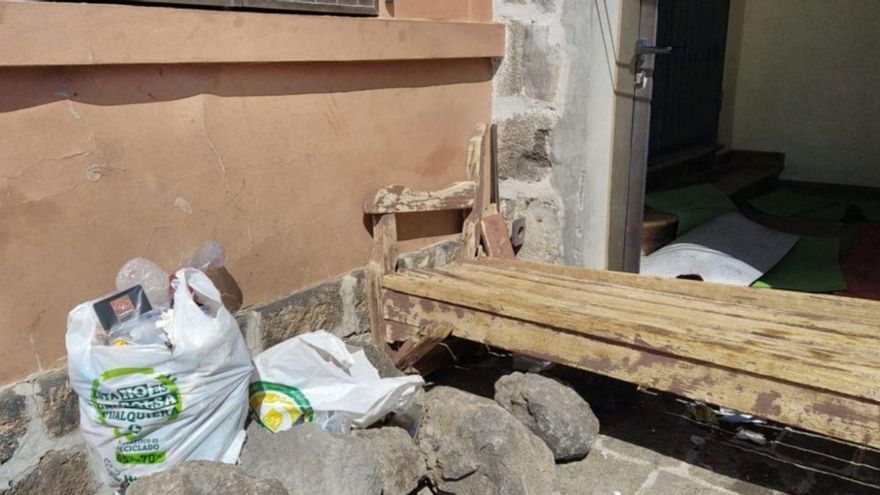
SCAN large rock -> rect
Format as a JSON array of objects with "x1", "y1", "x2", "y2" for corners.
[
  {"x1": 354, "y1": 427, "x2": 426, "y2": 495},
  {"x1": 417, "y1": 386, "x2": 555, "y2": 494},
  {"x1": 7, "y1": 448, "x2": 99, "y2": 495},
  {"x1": 127, "y1": 461, "x2": 287, "y2": 495},
  {"x1": 239, "y1": 422, "x2": 382, "y2": 495},
  {"x1": 494, "y1": 372, "x2": 600, "y2": 461}
]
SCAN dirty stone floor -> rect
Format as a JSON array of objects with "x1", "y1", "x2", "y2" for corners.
[{"x1": 429, "y1": 351, "x2": 880, "y2": 495}]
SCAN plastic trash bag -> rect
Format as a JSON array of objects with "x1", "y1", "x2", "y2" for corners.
[
  {"x1": 249, "y1": 331, "x2": 424, "y2": 435},
  {"x1": 67, "y1": 268, "x2": 253, "y2": 487}
]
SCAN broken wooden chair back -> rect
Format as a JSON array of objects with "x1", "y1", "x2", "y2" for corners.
[{"x1": 364, "y1": 123, "x2": 880, "y2": 449}]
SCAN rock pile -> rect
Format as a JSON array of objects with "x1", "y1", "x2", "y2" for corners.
[{"x1": 127, "y1": 372, "x2": 600, "y2": 495}]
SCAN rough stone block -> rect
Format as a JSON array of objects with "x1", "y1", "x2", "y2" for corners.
[
  {"x1": 6, "y1": 448, "x2": 99, "y2": 495},
  {"x1": 397, "y1": 238, "x2": 461, "y2": 271},
  {"x1": 499, "y1": 192, "x2": 564, "y2": 263},
  {"x1": 255, "y1": 270, "x2": 366, "y2": 349},
  {"x1": 495, "y1": 21, "x2": 526, "y2": 98},
  {"x1": 354, "y1": 427, "x2": 426, "y2": 495},
  {"x1": 497, "y1": 113, "x2": 555, "y2": 182},
  {"x1": 495, "y1": 19, "x2": 560, "y2": 102},
  {"x1": 240, "y1": 422, "x2": 382, "y2": 495},
  {"x1": 127, "y1": 461, "x2": 288, "y2": 495},
  {"x1": 35, "y1": 369, "x2": 79, "y2": 438},
  {"x1": 252, "y1": 238, "x2": 456, "y2": 351},
  {"x1": 235, "y1": 310, "x2": 264, "y2": 355},
  {"x1": 494, "y1": 372, "x2": 599, "y2": 461},
  {"x1": 502, "y1": 0, "x2": 557, "y2": 13},
  {"x1": 522, "y1": 23, "x2": 560, "y2": 102},
  {"x1": 417, "y1": 386, "x2": 555, "y2": 494},
  {"x1": 256, "y1": 278, "x2": 344, "y2": 349},
  {"x1": 0, "y1": 389, "x2": 28, "y2": 464}
]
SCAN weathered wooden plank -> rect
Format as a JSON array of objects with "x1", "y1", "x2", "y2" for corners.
[
  {"x1": 448, "y1": 263, "x2": 880, "y2": 358},
  {"x1": 363, "y1": 181, "x2": 476, "y2": 214},
  {"x1": 391, "y1": 322, "x2": 453, "y2": 369},
  {"x1": 459, "y1": 123, "x2": 488, "y2": 261},
  {"x1": 383, "y1": 290, "x2": 880, "y2": 449},
  {"x1": 465, "y1": 261, "x2": 880, "y2": 339},
  {"x1": 366, "y1": 214, "x2": 398, "y2": 349},
  {"x1": 477, "y1": 258, "x2": 880, "y2": 326},
  {"x1": 383, "y1": 268, "x2": 880, "y2": 401},
  {"x1": 385, "y1": 320, "x2": 418, "y2": 343},
  {"x1": 388, "y1": 266, "x2": 880, "y2": 375},
  {"x1": 480, "y1": 212, "x2": 515, "y2": 259}
]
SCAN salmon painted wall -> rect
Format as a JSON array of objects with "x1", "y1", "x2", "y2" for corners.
[{"x1": 0, "y1": 1, "x2": 499, "y2": 384}]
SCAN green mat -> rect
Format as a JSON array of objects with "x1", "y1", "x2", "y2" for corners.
[
  {"x1": 749, "y1": 189, "x2": 880, "y2": 221},
  {"x1": 752, "y1": 236, "x2": 847, "y2": 293},
  {"x1": 748, "y1": 189, "x2": 847, "y2": 220},
  {"x1": 645, "y1": 184, "x2": 736, "y2": 235}
]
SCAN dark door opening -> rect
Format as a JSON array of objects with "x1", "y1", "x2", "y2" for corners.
[{"x1": 648, "y1": 0, "x2": 730, "y2": 166}]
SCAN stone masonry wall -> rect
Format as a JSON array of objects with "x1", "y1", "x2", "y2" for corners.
[
  {"x1": 0, "y1": 369, "x2": 101, "y2": 494},
  {"x1": 0, "y1": 238, "x2": 460, "y2": 493},
  {"x1": 494, "y1": 0, "x2": 619, "y2": 269},
  {"x1": 494, "y1": 0, "x2": 568, "y2": 264}
]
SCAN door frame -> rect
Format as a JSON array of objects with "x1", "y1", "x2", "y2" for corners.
[{"x1": 606, "y1": 0, "x2": 658, "y2": 272}]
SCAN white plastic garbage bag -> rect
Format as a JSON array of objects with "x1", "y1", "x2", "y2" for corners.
[
  {"x1": 66, "y1": 268, "x2": 253, "y2": 487},
  {"x1": 249, "y1": 331, "x2": 424, "y2": 434}
]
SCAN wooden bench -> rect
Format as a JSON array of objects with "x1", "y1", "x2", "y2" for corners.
[{"x1": 363, "y1": 125, "x2": 880, "y2": 449}]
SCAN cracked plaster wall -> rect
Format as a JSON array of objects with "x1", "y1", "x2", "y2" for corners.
[{"x1": 0, "y1": 59, "x2": 492, "y2": 384}]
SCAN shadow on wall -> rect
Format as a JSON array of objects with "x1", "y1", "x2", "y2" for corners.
[
  {"x1": 365, "y1": 210, "x2": 465, "y2": 243},
  {"x1": 0, "y1": 58, "x2": 494, "y2": 112}
]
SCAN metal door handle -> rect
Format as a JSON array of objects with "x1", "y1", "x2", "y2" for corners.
[
  {"x1": 636, "y1": 38, "x2": 673, "y2": 56},
  {"x1": 634, "y1": 38, "x2": 673, "y2": 89}
]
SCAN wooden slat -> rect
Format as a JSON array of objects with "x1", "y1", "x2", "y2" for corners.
[
  {"x1": 480, "y1": 212, "x2": 515, "y2": 259},
  {"x1": 363, "y1": 181, "x2": 476, "y2": 214},
  {"x1": 451, "y1": 263, "x2": 880, "y2": 358},
  {"x1": 478, "y1": 258, "x2": 880, "y2": 326},
  {"x1": 385, "y1": 320, "x2": 418, "y2": 343},
  {"x1": 468, "y1": 260, "x2": 880, "y2": 339},
  {"x1": 366, "y1": 214, "x2": 398, "y2": 350},
  {"x1": 383, "y1": 290, "x2": 880, "y2": 449},
  {"x1": 459, "y1": 124, "x2": 488, "y2": 261},
  {"x1": 388, "y1": 267, "x2": 880, "y2": 399},
  {"x1": 383, "y1": 268, "x2": 880, "y2": 401},
  {"x1": 391, "y1": 322, "x2": 453, "y2": 370}
]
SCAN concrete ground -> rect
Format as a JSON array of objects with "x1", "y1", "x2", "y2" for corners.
[
  {"x1": 430, "y1": 351, "x2": 880, "y2": 495},
  {"x1": 555, "y1": 434, "x2": 774, "y2": 495}
]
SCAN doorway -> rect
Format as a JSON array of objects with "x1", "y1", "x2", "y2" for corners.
[
  {"x1": 630, "y1": 0, "x2": 880, "y2": 301},
  {"x1": 648, "y1": 0, "x2": 729, "y2": 165}
]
